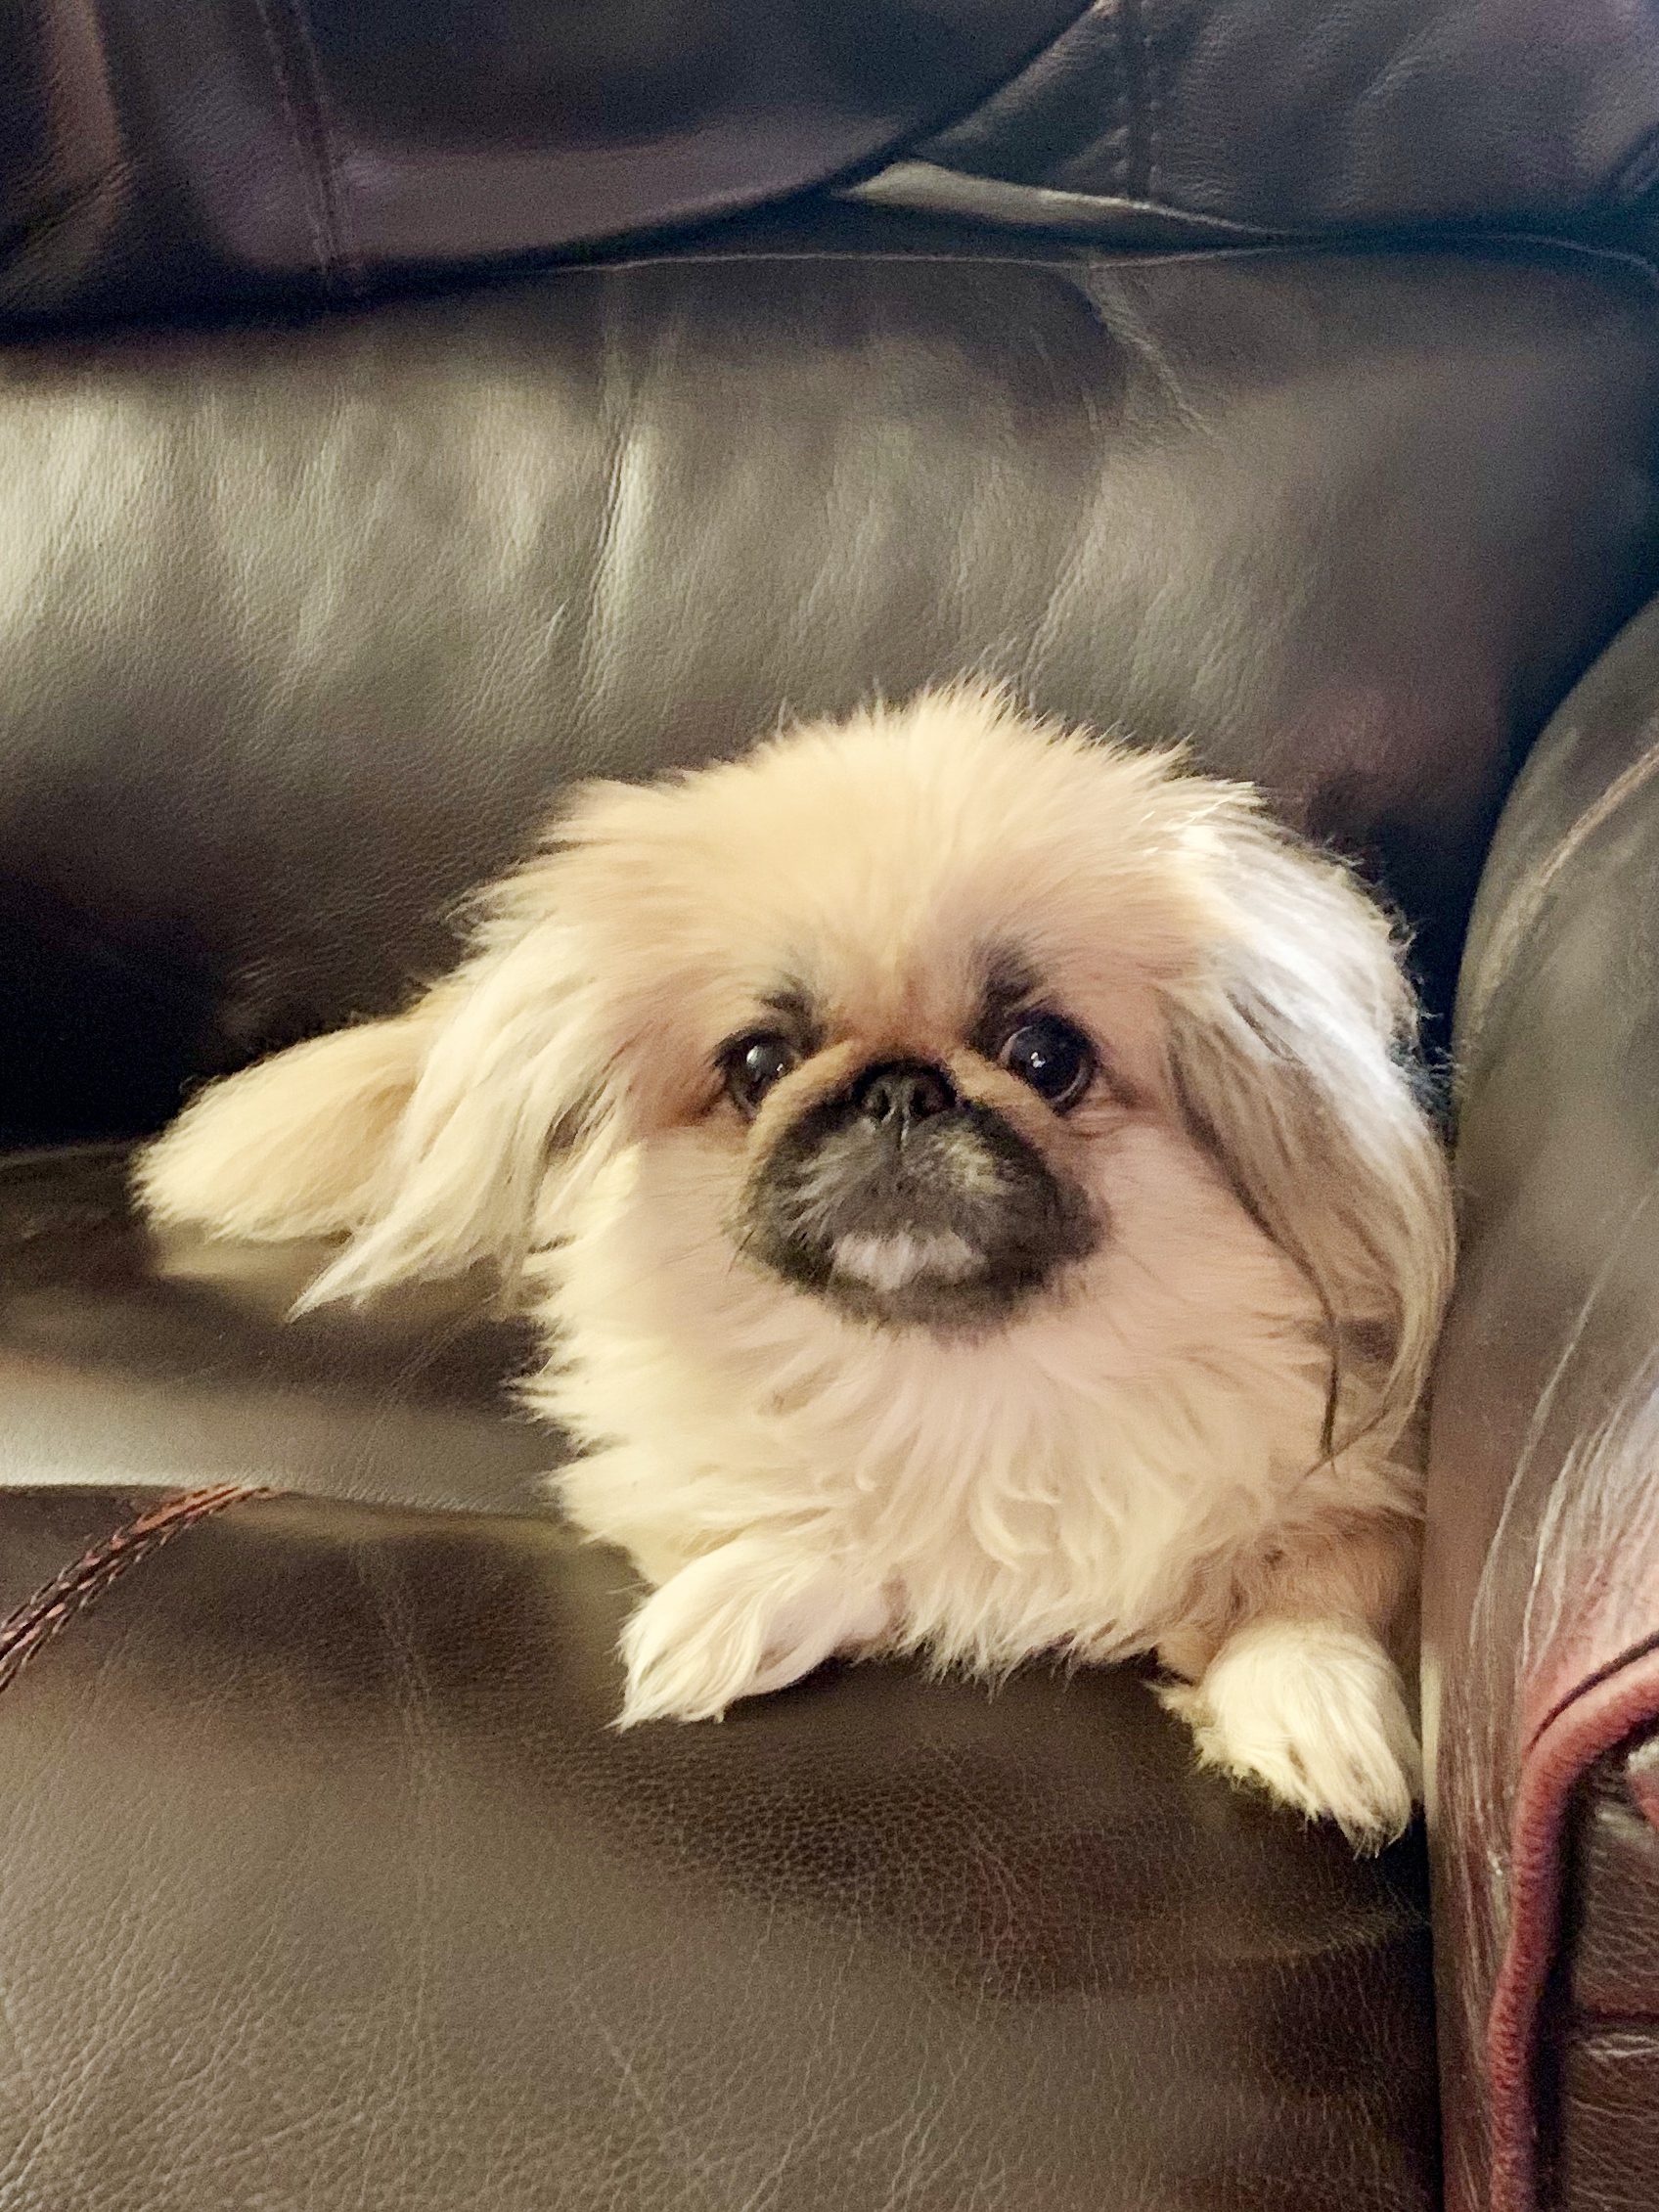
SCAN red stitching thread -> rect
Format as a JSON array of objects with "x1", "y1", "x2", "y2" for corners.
[{"x1": 0, "y1": 1485, "x2": 265, "y2": 1696}]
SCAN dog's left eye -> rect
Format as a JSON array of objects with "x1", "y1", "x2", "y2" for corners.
[
  {"x1": 721, "y1": 1031, "x2": 800, "y2": 1115},
  {"x1": 998, "y1": 1016, "x2": 1096, "y2": 1109}
]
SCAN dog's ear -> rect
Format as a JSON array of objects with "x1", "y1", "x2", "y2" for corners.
[
  {"x1": 296, "y1": 912, "x2": 619, "y2": 1308},
  {"x1": 138, "y1": 874, "x2": 622, "y2": 1310},
  {"x1": 137, "y1": 998, "x2": 450, "y2": 1247},
  {"x1": 1163, "y1": 801, "x2": 1454, "y2": 1450}
]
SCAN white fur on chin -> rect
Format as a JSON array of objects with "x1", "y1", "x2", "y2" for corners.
[
  {"x1": 830, "y1": 1230, "x2": 981, "y2": 1290},
  {"x1": 136, "y1": 684, "x2": 1454, "y2": 1851}
]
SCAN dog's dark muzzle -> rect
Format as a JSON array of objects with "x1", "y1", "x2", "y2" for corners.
[{"x1": 739, "y1": 1060, "x2": 1098, "y2": 1329}]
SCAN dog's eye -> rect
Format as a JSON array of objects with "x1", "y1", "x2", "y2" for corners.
[
  {"x1": 998, "y1": 1016, "x2": 1095, "y2": 1110},
  {"x1": 721, "y1": 1031, "x2": 799, "y2": 1116}
]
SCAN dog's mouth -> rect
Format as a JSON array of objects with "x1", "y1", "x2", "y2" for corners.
[{"x1": 738, "y1": 1065, "x2": 1098, "y2": 1330}]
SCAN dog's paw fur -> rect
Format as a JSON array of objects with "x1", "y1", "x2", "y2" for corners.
[
  {"x1": 616, "y1": 1541, "x2": 891, "y2": 1727},
  {"x1": 1162, "y1": 1618, "x2": 1421, "y2": 1850}
]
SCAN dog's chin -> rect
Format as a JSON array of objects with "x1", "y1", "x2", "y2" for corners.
[
  {"x1": 801, "y1": 1234, "x2": 1057, "y2": 1334},
  {"x1": 827, "y1": 1278, "x2": 1054, "y2": 1334}
]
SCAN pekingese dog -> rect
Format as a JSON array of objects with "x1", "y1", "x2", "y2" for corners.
[{"x1": 139, "y1": 686, "x2": 1454, "y2": 1845}]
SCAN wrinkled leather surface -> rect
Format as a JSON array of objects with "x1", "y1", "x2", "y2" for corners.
[
  {"x1": 12, "y1": 1, "x2": 1659, "y2": 326},
  {"x1": 0, "y1": 1147, "x2": 548, "y2": 1513},
  {"x1": 0, "y1": 1135, "x2": 1446, "y2": 2208},
  {"x1": 1426, "y1": 592, "x2": 1659, "y2": 2212},
  {"x1": 881, "y1": 0, "x2": 1659, "y2": 240},
  {"x1": 5, "y1": 242, "x2": 1659, "y2": 1144},
  {"x1": 0, "y1": 0, "x2": 1084, "y2": 321},
  {"x1": 0, "y1": 1476, "x2": 1437, "y2": 2212}
]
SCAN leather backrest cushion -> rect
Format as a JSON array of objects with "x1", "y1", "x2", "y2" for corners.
[
  {"x1": 0, "y1": 0, "x2": 1082, "y2": 321},
  {"x1": 906, "y1": 0, "x2": 1659, "y2": 237},
  {"x1": 3, "y1": 241, "x2": 1658, "y2": 1140},
  {"x1": 9, "y1": 0, "x2": 1659, "y2": 322}
]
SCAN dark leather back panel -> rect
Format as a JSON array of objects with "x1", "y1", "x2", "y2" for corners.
[
  {"x1": 11, "y1": 0, "x2": 1659, "y2": 322},
  {"x1": 0, "y1": 0, "x2": 1082, "y2": 319},
  {"x1": 4, "y1": 242, "x2": 1656, "y2": 1140}
]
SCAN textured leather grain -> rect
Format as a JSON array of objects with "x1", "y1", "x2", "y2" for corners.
[
  {"x1": 0, "y1": 0, "x2": 1083, "y2": 321},
  {"x1": 1547, "y1": 1740, "x2": 1659, "y2": 2212},
  {"x1": 12, "y1": 0, "x2": 1659, "y2": 326},
  {"x1": 0, "y1": 1477, "x2": 1438, "y2": 2212},
  {"x1": 12, "y1": 9, "x2": 1659, "y2": 2202},
  {"x1": 1426, "y1": 593, "x2": 1659, "y2": 2212},
  {"x1": 0, "y1": 1147, "x2": 548, "y2": 1513},
  {"x1": 878, "y1": 0, "x2": 1659, "y2": 239},
  {"x1": 5, "y1": 241, "x2": 1659, "y2": 1144}
]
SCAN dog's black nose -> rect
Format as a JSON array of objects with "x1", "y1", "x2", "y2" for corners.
[{"x1": 854, "y1": 1060, "x2": 957, "y2": 1131}]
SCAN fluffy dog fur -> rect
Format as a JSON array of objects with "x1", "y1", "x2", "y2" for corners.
[{"x1": 139, "y1": 687, "x2": 1454, "y2": 1845}]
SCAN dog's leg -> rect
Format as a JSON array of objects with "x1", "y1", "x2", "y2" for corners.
[
  {"x1": 1158, "y1": 1518, "x2": 1420, "y2": 1850},
  {"x1": 615, "y1": 1536, "x2": 891, "y2": 1728}
]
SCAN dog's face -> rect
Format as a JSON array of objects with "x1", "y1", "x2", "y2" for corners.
[
  {"x1": 728, "y1": 995, "x2": 1099, "y2": 1330},
  {"x1": 508, "y1": 691, "x2": 1246, "y2": 1337}
]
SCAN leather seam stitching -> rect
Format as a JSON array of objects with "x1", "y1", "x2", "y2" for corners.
[
  {"x1": 279, "y1": 0, "x2": 362, "y2": 284},
  {"x1": 247, "y1": 0, "x2": 338, "y2": 283},
  {"x1": 1109, "y1": 0, "x2": 1136, "y2": 201},
  {"x1": 1120, "y1": 0, "x2": 1153, "y2": 203},
  {"x1": 1141, "y1": 0, "x2": 1162, "y2": 206},
  {"x1": 911, "y1": 0, "x2": 1105, "y2": 169},
  {"x1": 1486, "y1": 1648, "x2": 1659, "y2": 2212},
  {"x1": 0, "y1": 1485, "x2": 265, "y2": 1698}
]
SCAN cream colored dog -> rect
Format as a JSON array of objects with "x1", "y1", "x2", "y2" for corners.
[{"x1": 140, "y1": 687, "x2": 1453, "y2": 1845}]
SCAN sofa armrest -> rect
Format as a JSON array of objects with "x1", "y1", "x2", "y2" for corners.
[{"x1": 1428, "y1": 593, "x2": 1659, "y2": 2212}]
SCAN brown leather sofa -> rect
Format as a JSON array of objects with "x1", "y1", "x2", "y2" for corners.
[{"x1": 4, "y1": 7, "x2": 1659, "y2": 2208}]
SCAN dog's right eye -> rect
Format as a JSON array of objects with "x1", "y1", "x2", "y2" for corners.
[{"x1": 720, "y1": 1031, "x2": 799, "y2": 1116}]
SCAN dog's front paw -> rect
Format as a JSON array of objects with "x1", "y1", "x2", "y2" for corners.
[
  {"x1": 616, "y1": 1539, "x2": 891, "y2": 1728},
  {"x1": 1162, "y1": 1619, "x2": 1420, "y2": 1851}
]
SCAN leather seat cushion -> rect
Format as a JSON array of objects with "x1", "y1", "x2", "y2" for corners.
[{"x1": 0, "y1": 1474, "x2": 1437, "y2": 2211}]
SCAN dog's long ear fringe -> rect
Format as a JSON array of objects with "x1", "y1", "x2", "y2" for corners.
[
  {"x1": 138, "y1": 918, "x2": 615, "y2": 1315},
  {"x1": 138, "y1": 778, "x2": 650, "y2": 1313},
  {"x1": 295, "y1": 921, "x2": 615, "y2": 1312},
  {"x1": 1166, "y1": 804, "x2": 1455, "y2": 1461},
  {"x1": 136, "y1": 1008, "x2": 444, "y2": 1248}
]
